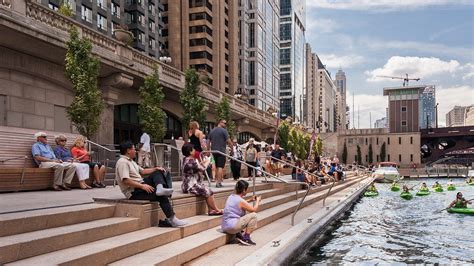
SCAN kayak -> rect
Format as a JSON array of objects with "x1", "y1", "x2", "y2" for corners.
[
  {"x1": 447, "y1": 208, "x2": 474, "y2": 215},
  {"x1": 420, "y1": 188, "x2": 429, "y2": 192},
  {"x1": 391, "y1": 186, "x2": 400, "y2": 192},
  {"x1": 434, "y1": 187, "x2": 443, "y2": 192},
  {"x1": 416, "y1": 191, "x2": 430, "y2": 196},
  {"x1": 447, "y1": 185, "x2": 456, "y2": 191},
  {"x1": 469, "y1": 182, "x2": 474, "y2": 186},
  {"x1": 364, "y1": 191, "x2": 379, "y2": 197},
  {"x1": 400, "y1": 192, "x2": 413, "y2": 200}
]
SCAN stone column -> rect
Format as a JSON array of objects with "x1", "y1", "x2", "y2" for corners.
[{"x1": 94, "y1": 73, "x2": 133, "y2": 144}]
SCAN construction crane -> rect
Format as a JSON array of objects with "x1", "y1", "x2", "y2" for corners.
[{"x1": 376, "y1": 73, "x2": 420, "y2": 87}]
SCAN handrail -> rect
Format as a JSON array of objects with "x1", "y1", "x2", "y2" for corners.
[
  {"x1": 86, "y1": 140, "x2": 119, "y2": 153},
  {"x1": 152, "y1": 143, "x2": 183, "y2": 177},
  {"x1": 201, "y1": 150, "x2": 310, "y2": 225},
  {"x1": 0, "y1": 155, "x2": 29, "y2": 184},
  {"x1": 264, "y1": 156, "x2": 323, "y2": 184}
]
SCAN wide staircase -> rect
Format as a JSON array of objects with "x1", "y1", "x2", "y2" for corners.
[{"x1": 0, "y1": 172, "x2": 367, "y2": 265}]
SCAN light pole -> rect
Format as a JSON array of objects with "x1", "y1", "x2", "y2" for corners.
[
  {"x1": 435, "y1": 102, "x2": 439, "y2": 128},
  {"x1": 159, "y1": 50, "x2": 172, "y2": 64}
]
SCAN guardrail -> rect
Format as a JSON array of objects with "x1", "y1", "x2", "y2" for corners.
[
  {"x1": 0, "y1": 156, "x2": 28, "y2": 184},
  {"x1": 86, "y1": 140, "x2": 119, "y2": 185},
  {"x1": 152, "y1": 143, "x2": 183, "y2": 178}
]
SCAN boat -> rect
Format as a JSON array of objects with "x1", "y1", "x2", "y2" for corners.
[
  {"x1": 400, "y1": 192, "x2": 413, "y2": 200},
  {"x1": 447, "y1": 208, "x2": 474, "y2": 215},
  {"x1": 372, "y1": 162, "x2": 401, "y2": 183},
  {"x1": 447, "y1": 185, "x2": 456, "y2": 191},
  {"x1": 416, "y1": 190, "x2": 430, "y2": 196},
  {"x1": 364, "y1": 191, "x2": 379, "y2": 197},
  {"x1": 434, "y1": 186, "x2": 444, "y2": 192},
  {"x1": 391, "y1": 185, "x2": 400, "y2": 192}
]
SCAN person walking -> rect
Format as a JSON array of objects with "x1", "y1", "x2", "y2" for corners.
[
  {"x1": 138, "y1": 131, "x2": 151, "y2": 168},
  {"x1": 244, "y1": 139, "x2": 258, "y2": 180},
  {"x1": 230, "y1": 139, "x2": 243, "y2": 181},
  {"x1": 188, "y1": 121, "x2": 206, "y2": 160},
  {"x1": 208, "y1": 119, "x2": 232, "y2": 188}
]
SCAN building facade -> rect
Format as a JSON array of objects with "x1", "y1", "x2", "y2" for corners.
[
  {"x1": 305, "y1": 43, "x2": 317, "y2": 129},
  {"x1": 44, "y1": 0, "x2": 166, "y2": 58},
  {"x1": 338, "y1": 128, "x2": 421, "y2": 167},
  {"x1": 237, "y1": 0, "x2": 280, "y2": 113},
  {"x1": 465, "y1": 106, "x2": 474, "y2": 126},
  {"x1": 383, "y1": 85, "x2": 436, "y2": 133},
  {"x1": 279, "y1": 0, "x2": 305, "y2": 122},
  {"x1": 446, "y1": 105, "x2": 470, "y2": 127},
  {"x1": 374, "y1": 117, "x2": 387, "y2": 129},
  {"x1": 162, "y1": 0, "x2": 239, "y2": 96},
  {"x1": 335, "y1": 69, "x2": 347, "y2": 129},
  {"x1": 316, "y1": 56, "x2": 337, "y2": 133}
]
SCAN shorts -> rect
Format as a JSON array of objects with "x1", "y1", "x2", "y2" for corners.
[
  {"x1": 83, "y1": 161, "x2": 102, "y2": 169},
  {"x1": 213, "y1": 153, "x2": 226, "y2": 168}
]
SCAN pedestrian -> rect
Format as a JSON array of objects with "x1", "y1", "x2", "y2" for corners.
[
  {"x1": 245, "y1": 138, "x2": 258, "y2": 180},
  {"x1": 138, "y1": 131, "x2": 151, "y2": 168},
  {"x1": 230, "y1": 139, "x2": 243, "y2": 180},
  {"x1": 208, "y1": 119, "x2": 232, "y2": 188}
]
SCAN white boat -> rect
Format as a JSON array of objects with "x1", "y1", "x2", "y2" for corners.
[{"x1": 372, "y1": 162, "x2": 401, "y2": 183}]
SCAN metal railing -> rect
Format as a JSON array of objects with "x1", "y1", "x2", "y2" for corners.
[
  {"x1": 201, "y1": 150, "x2": 310, "y2": 225},
  {"x1": 152, "y1": 143, "x2": 183, "y2": 178},
  {"x1": 0, "y1": 156, "x2": 29, "y2": 184},
  {"x1": 86, "y1": 140, "x2": 119, "y2": 185}
]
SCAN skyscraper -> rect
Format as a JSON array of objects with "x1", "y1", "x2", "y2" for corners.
[
  {"x1": 335, "y1": 69, "x2": 347, "y2": 129},
  {"x1": 279, "y1": 0, "x2": 305, "y2": 122},
  {"x1": 238, "y1": 0, "x2": 280, "y2": 112}
]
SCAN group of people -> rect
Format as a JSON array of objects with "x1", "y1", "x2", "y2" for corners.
[
  {"x1": 292, "y1": 158, "x2": 344, "y2": 186},
  {"x1": 31, "y1": 132, "x2": 106, "y2": 191}
]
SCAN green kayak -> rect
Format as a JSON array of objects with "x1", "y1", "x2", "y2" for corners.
[
  {"x1": 447, "y1": 185, "x2": 456, "y2": 191},
  {"x1": 400, "y1": 192, "x2": 413, "y2": 200},
  {"x1": 469, "y1": 182, "x2": 474, "y2": 186},
  {"x1": 416, "y1": 191, "x2": 430, "y2": 196},
  {"x1": 434, "y1": 187, "x2": 443, "y2": 192},
  {"x1": 364, "y1": 191, "x2": 379, "y2": 197},
  {"x1": 391, "y1": 186, "x2": 400, "y2": 192},
  {"x1": 447, "y1": 208, "x2": 474, "y2": 215}
]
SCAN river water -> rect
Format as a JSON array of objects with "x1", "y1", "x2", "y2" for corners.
[{"x1": 295, "y1": 178, "x2": 474, "y2": 264}]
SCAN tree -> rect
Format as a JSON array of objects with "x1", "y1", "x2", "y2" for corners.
[
  {"x1": 356, "y1": 145, "x2": 362, "y2": 165},
  {"x1": 216, "y1": 96, "x2": 235, "y2": 138},
  {"x1": 368, "y1": 143, "x2": 373, "y2": 164},
  {"x1": 58, "y1": 1, "x2": 74, "y2": 17},
  {"x1": 138, "y1": 66, "x2": 167, "y2": 142},
  {"x1": 314, "y1": 135, "x2": 323, "y2": 158},
  {"x1": 277, "y1": 121, "x2": 291, "y2": 150},
  {"x1": 180, "y1": 68, "x2": 206, "y2": 132},
  {"x1": 342, "y1": 142, "x2": 348, "y2": 164},
  {"x1": 380, "y1": 142, "x2": 386, "y2": 162},
  {"x1": 65, "y1": 27, "x2": 104, "y2": 139}
]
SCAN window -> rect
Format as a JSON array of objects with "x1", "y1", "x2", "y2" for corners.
[
  {"x1": 280, "y1": 48, "x2": 290, "y2": 65},
  {"x1": 81, "y1": 5, "x2": 92, "y2": 23},
  {"x1": 190, "y1": 51, "x2": 212, "y2": 60},
  {"x1": 189, "y1": 38, "x2": 212, "y2": 48},
  {"x1": 401, "y1": 106, "x2": 407, "y2": 112},
  {"x1": 280, "y1": 0, "x2": 291, "y2": 15},
  {"x1": 376, "y1": 137, "x2": 379, "y2": 145},
  {"x1": 98, "y1": 0, "x2": 107, "y2": 10},
  {"x1": 49, "y1": 3, "x2": 59, "y2": 11},
  {"x1": 388, "y1": 154, "x2": 391, "y2": 161},
  {"x1": 410, "y1": 136, "x2": 413, "y2": 144},
  {"x1": 280, "y1": 23, "x2": 291, "y2": 41},
  {"x1": 401, "y1": 121, "x2": 407, "y2": 126},
  {"x1": 398, "y1": 137, "x2": 401, "y2": 144},
  {"x1": 410, "y1": 154, "x2": 413, "y2": 162},
  {"x1": 189, "y1": 12, "x2": 212, "y2": 23},
  {"x1": 399, "y1": 154, "x2": 402, "y2": 162},
  {"x1": 189, "y1": 25, "x2": 212, "y2": 35},
  {"x1": 148, "y1": 3, "x2": 155, "y2": 15},
  {"x1": 388, "y1": 137, "x2": 390, "y2": 145},
  {"x1": 148, "y1": 20, "x2": 155, "y2": 32},
  {"x1": 149, "y1": 38, "x2": 155, "y2": 49},
  {"x1": 112, "y1": 2, "x2": 120, "y2": 18},
  {"x1": 376, "y1": 155, "x2": 379, "y2": 162},
  {"x1": 280, "y1": 73, "x2": 291, "y2": 91},
  {"x1": 97, "y1": 14, "x2": 107, "y2": 30}
]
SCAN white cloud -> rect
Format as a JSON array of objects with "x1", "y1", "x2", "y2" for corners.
[
  {"x1": 306, "y1": 18, "x2": 339, "y2": 34},
  {"x1": 365, "y1": 56, "x2": 460, "y2": 82},
  {"x1": 459, "y1": 63, "x2": 474, "y2": 80},
  {"x1": 437, "y1": 85, "x2": 474, "y2": 126},
  {"x1": 307, "y1": 0, "x2": 473, "y2": 11},
  {"x1": 318, "y1": 54, "x2": 365, "y2": 69}
]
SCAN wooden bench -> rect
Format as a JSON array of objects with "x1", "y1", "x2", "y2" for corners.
[{"x1": 0, "y1": 126, "x2": 85, "y2": 192}]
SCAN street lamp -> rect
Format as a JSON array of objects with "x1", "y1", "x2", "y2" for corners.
[
  {"x1": 435, "y1": 102, "x2": 439, "y2": 128},
  {"x1": 159, "y1": 50, "x2": 171, "y2": 64}
]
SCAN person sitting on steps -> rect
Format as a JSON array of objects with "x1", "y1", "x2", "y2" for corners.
[
  {"x1": 115, "y1": 141, "x2": 187, "y2": 227},
  {"x1": 221, "y1": 180, "x2": 261, "y2": 246}
]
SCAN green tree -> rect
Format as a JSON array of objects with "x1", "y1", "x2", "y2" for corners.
[
  {"x1": 58, "y1": 1, "x2": 74, "y2": 17},
  {"x1": 342, "y1": 142, "x2": 348, "y2": 164},
  {"x1": 277, "y1": 121, "x2": 291, "y2": 150},
  {"x1": 314, "y1": 135, "x2": 323, "y2": 157},
  {"x1": 356, "y1": 145, "x2": 362, "y2": 165},
  {"x1": 216, "y1": 96, "x2": 235, "y2": 138},
  {"x1": 180, "y1": 68, "x2": 206, "y2": 131},
  {"x1": 368, "y1": 143, "x2": 373, "y2": 164},
  {"x1": 380, "y1": 142, "x2": 386, "y2": 162},
  {"x1": 138, "y1": 66, "x2": 167, "y2": 142},
  {"x1": 65, "y1": 27, "x2": 104, "y2": 139}
]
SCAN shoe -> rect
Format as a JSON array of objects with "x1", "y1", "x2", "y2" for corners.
[
  {"x1": 98, "y1": 182, "x2": 107, "y2": 188},
  {"x1": 60, "y1": 184, "x2": 71, "y2": 191},
  {"x1": 92, "y1": 182, "x2": 102, "y2": 188},
  {"x1": 169, "y1": 215, "x2": 187, "y2": 227},
  {"x1": 235, "y1": 232, "x2": 249, "y2": 245},
  {"x1": 156, "y1": 184, "x2": 173, "y2": 196},
  {"x1": 242, "y1": 236, "x2": 256, "y2": 246},
  {"x1": 52, "y1": 185, "x2": 62, "y2": 191}
]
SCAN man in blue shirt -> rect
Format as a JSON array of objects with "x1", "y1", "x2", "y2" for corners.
[
  {"x1": 208, "y1": 119, "x2": 232, "y2": 188},
  {"x1": 32, "y1": 132, "x2": 76, "y2": 191}
]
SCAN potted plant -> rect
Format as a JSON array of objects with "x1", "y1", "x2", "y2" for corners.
[{"x1": 113, "y1": 25, "x2": 133, "y2": 44}]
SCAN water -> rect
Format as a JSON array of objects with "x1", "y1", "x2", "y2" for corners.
[{"x1": 295, "y1": 178, "x2": 474, "y2": 264}]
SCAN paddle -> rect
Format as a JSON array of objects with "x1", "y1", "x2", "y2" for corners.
[
  {"x1": 433, "y1": 198, "x2": 474, "y2": 213},
  {"x1": 409, "y1": 182, "x2": 422, "y2": 190}
]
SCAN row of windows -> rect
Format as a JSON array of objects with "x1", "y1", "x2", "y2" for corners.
[
  {"x1": 190, "y1": 51, "x2": 213, "y2": 60},
  {"x1": 189, "y1": 38, "x2": 213, "y2": 49},
  {"x1": 189, "y1": 0, "x2": 212, "y2": 11},
  {"x1": 189, "y1": 25, "x2": 212, "y2": 35},
  {"x1": 347, "y1": 136, "x2": 415, "y2": 145},
  {"x1": 189, "y1": 12, "x2": 213, "y2": 23}
]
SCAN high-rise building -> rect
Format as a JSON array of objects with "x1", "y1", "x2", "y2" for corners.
[
  {"x1": 465, "y1": 106, "x2": 474, "y2": 126},
  {"x1": 305, "y1": 43, "x2": 317, "y2": 129},
  {"x1": 374, "y1": 117, "x2": 387, "y2": 128},
  {"x1": 162, "y1": 0, "x2": 238, "y2": 95},
  {"x1": 315, "y1": 55, "x2": 337, "y2": 133},
  {"x1": 238, "y1": 0, "x2": 280, "y2": 112},
  {"x1": 335, "y1": 69, "x2": 347, "y2": 129},
  {"x1": 383, "y1": 85, "x2": 436, "y2": 133},
  {"x1": 446, "y1": 105, "x2": 470, "y2": 127},
  {"x1": 43, "y1": 0, "x2": 166, "y2": 58},
  {"x1": 279, "y1": 0, "x2": 306, "y2": 122}
]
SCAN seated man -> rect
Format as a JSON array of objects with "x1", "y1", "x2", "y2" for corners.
[
  {"x1": 32, "y1": 132, "x2": 76, "y2": 191},
  {"x1": 115, "y1": 141, "x2": 187, "y2": 227}
]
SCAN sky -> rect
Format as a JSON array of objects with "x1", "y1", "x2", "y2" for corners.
[{"x1": 305, "y1": 0, "x2": 474, "y2": 128}]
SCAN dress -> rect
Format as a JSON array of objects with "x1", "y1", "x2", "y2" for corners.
[{"x1": 181, "y1": 157, "x2": 213, "y2": 197}]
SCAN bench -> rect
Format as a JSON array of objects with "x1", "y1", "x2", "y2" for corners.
[{"x1": 0, "y1": 126, "x2": 86, "y2": 192}]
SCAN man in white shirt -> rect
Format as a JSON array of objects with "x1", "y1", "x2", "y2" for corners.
[{"x1": 138, "y1": 131, "x2": 151, "y2": 168}]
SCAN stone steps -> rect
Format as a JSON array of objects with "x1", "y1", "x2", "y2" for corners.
[{"x1": 109, "y1": 177, "x2": 364, "y2": 266}]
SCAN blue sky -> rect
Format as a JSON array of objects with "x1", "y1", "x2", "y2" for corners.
[{"x1": 305, "y1": 0, "x2": 474, "y2": 127}]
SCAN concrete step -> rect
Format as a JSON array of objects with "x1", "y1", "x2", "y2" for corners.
[
  {"x1": 0, "y1": 203, "x2": 115, "y2": 237},
  {"x1": 0, "y1": 216, "x2": 140, "y2": 264},
  {"x1": 109, "y1": 177, "x2": 365, "y2": 266}
]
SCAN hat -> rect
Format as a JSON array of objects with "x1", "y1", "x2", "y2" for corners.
[
  {"x1": 249, "y1": 138, "x2": 255, "y2": 143},
  {"x1": 34, "y1": 132, "x2": 47, "y2": 138}
]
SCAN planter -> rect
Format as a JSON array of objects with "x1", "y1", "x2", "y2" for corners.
[{"x1": 113, "y1": 29, "x2": 133, "y2": 44}]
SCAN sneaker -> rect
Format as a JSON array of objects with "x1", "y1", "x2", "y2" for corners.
[
  {"x1": 235, "y1": 233, "x2": 250, "y2": 246},
  {"x1": 243, "y1": 237, "x2": 256, "y2": 246},
  {"x1": 98, "y1": 182, "x2": 107, "y2": 188},
  {"x1": 169, "y1": 215, "x2": 187, "y2": 227},
  {"x1": 92, "y1": 182, "x2": 102, "y2": 188},
  {"x1": 156, "y1": 184, "x2": 173, "y2": 196},
  {"x1": 216, "y1": 183, "x2": 223, "y2": 188}
]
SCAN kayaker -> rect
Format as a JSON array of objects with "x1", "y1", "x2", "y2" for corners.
[
  {"x1": 420, "y1": 182, "x2": 429, "y2": 191},
  {"x1": 402, "y1": 185, "x2": 410, "y2": 193},
  {"x1": 368, "y1": 183, "x2": 377, "y2": 192},
  {"x1": 391, "y1": 181, "x2": 398, "y2": 187},
  {"x1": 466, "y1": 177, "x2": 473, "y2": 184},
  {"x1": 447, "y1": 179, "x2": 454, "y2": 186},
  {"x1": 432, "y1": 181, "x2": 442, "y2": 188},
  {"x1": 448, "y1": 192, "x2": 469, "y2": 209}
]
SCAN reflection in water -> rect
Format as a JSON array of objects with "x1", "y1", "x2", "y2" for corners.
[{"x1": 295, "y1": 179, "x2": 474, "y2": 264}]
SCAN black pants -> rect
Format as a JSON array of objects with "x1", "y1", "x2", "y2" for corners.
[
  {"x1": 230, "y1": 160, "x2": 241, "y2": 180},
  {"x1": 130, "y1": 171, "x2": 174, "y2": 218},
  {"x1": 246, "y1": 161, "x2": 257, "y2": 177}
]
